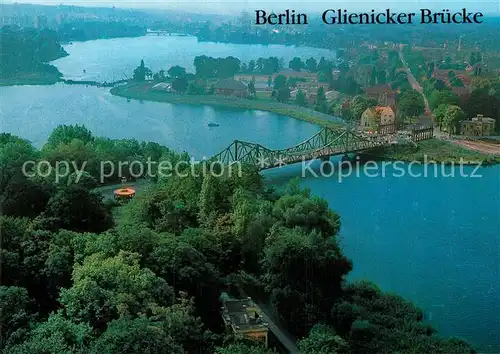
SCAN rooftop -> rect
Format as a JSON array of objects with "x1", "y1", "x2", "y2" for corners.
[
  {"x1": 366, "y1": 106, "x2": 394, "y2": 114},
  {"x1": 215, "y1": 78, "x2": 248, "y2": 90},
  {"x1": 364, "y1": 84, "x2": 395, "y2": 96},
  {"x1": 221, "y1": 297, "x2": 268, "y2": 333},
  {"x1": 461, "y1": 115, "x2": 495, "y2": 124}
]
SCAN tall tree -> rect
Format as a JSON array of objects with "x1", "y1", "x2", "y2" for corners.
[
  {"x1": 3, "y1": 312, "x2": 93, "y2": 354},
  {"x1": 295, "y1": 89, "x2": 307, "y2": 107},
  {"x1": 167, "y1": 65, "x2": 186, "y2": 79},
  {"x1": 262, "y1": 227, "x2": 352, "y2": 337},
  {"x1": 433, "y1": 104, "x2": 448, "y2": 128},
  {"x1": 59, "y1": 251, "x2": 174, "y2": 329},
  {"x1": 397, "y1": 89, "x2": 425, "y2": 118},
  {"x1": 133, "y1": 59, "x2": 147, "y2": 81},
  {"x1": 316, "y1": 86, "x2": 326, "y2": 105},
  {"x1": 305, "y1": 57, "x2": 318, "y2": 72},
  {"x1": 298, "y1": 324, "x2": 350, "y2": 354},
  {"x1": 273, "y1": 75, "x2": 287, "y2": 90},
  {"x1": 0, "y1": 286, "x2": 36, "y2": 349},
  {"x1": 248, "y1": 60, "x2": 255, "y2": 72},
  {"x1": 277, "y1": 86, "x2": 291, "y2": 103},
  {"x1": 428, "y1": 89, "x2": 460, "y2": 110},
  {"x1": 45, "y1": 124, "x2": 93, "y2": 148},
  {"x1": 248, "y1": 79, "x2": 256, "y2": 98},
  {"x1": 351, "y1": 96, "x2": 377, "y2": 121},
  {"x1": 171, "y1": 77, "x2": 188, "y2": 93},
  {"x1": 89, "y1": 317, "x2": 183, "y2": 354},
  {"x1": 43, "y1": 184, "x2": 113, "y2": 233},
  {"x1": 442, "y1": 105, "x2": 465, "y2": 134},
  {"x1": 289, "y1": 57, "x2": 305, "y2": 72}
]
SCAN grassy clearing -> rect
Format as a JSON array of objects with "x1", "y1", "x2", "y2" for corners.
[
  {"x1": 375, "y1": 139, "x2": 500, "y2": 164},
  {"x1": 0, "y1": 73, "x2": 61, "y2": 86}
]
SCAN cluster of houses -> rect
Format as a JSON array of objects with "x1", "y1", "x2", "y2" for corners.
[
  {"x1": 152, "y1": 78, "x2": 250, "y2": 98},
  {"x1": 152, "y1": 69, "x2": 342, "y2": 104},
  {"x1": 151, "y1": 71, "x2": 496, "y2": 138},
  {"x1": 340, "y1": 84, "x2": 398, "y2": 129},
  {"x1": 360, "y1": 106, "x2": 396, "y2": 128},
  {"x1": 430, "y1": 66, "x2": 481, "y2": 103},
  {"x1": 290, "y1": 81, "x2": 331, "y2": 105}
]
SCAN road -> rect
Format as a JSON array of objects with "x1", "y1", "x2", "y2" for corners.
[
  {"x1": 399, "y1": 50, "x2": 431, "y2": 114},
  {"x1": 238, "y1": 288, "x2": 299, "y2": 354},
  {"x1": 259, "y1": 307, "x2": 299, "y2": 354}
]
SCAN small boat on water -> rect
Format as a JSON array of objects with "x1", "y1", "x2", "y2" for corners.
[{"x1": 207, "y1": 122, "x2": 219, "y2": 127}]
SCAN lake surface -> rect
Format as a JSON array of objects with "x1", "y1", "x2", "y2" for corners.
[
  {"x1": 265, "y1": 162, "x2": 500, "y2": 352},
  {"x1": 0, "y1": 84, "x2": 318, "y2": 154},
  {"x1": 53, "y1": 35, "x2": 336, "y2": 82},
  {"x1": 1, "y1": 36, "x2": 499, "y2": 352}
]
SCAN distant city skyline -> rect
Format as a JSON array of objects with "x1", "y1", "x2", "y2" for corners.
[{"x1": 2, "y1": 0, "x2": 499, "y2": 15}]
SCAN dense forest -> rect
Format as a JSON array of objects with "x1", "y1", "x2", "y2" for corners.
[
  {"x1": 0, "y1": 26, "x2": 67, "y2": 83},
  {"x1": 0, "y1": 22, "x2": 146, "y2": 83},
  {"x1": 196, "y1": 17, "x2": 500, "y2": 53},
  {"x1": 0, "y1": 125, "x2": 476, "y2": 353},
  {"x1": 57, "y1": 22, "x2": 146, "y2": 42}
]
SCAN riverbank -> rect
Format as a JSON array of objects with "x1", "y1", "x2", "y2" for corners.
[
  {"x1": 110, "y1": 82, "x2": 343, "y2": 128},
  {"x1": 374, "y1": 139, "x2": 500, "y2": 165},
  {"x1": 0, "y1": 72, "x2": 62, "y2": 86}
]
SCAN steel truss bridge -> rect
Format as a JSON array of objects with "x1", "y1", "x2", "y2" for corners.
[{"x1": 212, "y1": 126, "x2": 409, "y2": 170}]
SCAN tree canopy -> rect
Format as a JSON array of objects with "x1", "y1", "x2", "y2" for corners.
[
  {"x1": 0, "y1": 125, "x2": 476, "y2": 353},
  {"x1": 397, "y1": 89, "x2": 425, "y2": 118}
]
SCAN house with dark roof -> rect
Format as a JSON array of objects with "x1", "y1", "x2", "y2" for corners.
[
  {"x1": 220, "y1": 295, "x2": 269, "y2": 346},
  {"x1": 363, "y1": 84, "x2": 396, "y2": 110},
  {"x1": 432, "y1": 68, "x2": 470, "y2": 85},
  {"x1": 450, "y1": 86, "x2": 471, "y2": 102},
  {"x1": 215, "y1": 78, "x2": 248, "y2": 98}
]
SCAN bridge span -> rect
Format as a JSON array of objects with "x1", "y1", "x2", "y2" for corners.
[{"x1": 212, "y1": 124, "x2": 433, "y2": 170}]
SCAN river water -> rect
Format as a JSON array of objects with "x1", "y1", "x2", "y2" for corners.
[
  {"x1": 52, "y1": 35, "x2": 335, "y2": 82},
  {"x1": 1, "y1": 36, "x2": 499, "y2": 352}
]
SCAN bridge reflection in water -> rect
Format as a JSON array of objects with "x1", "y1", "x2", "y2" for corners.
[
  {"x1": 213, "y1": 125, "x2": 433, "y2": 170},
  {"x1": 212, "y1": 124, "x2": 433, "y2": 170}
]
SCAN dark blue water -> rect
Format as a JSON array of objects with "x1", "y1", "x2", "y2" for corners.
[{"x1": 265, "y1": 161, "x2": 500, "y2": 352}]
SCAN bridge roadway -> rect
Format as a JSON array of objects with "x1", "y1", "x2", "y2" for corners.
[
  {"x1": 212, "y1": 126, "x2": 402, "y2": 170},
  {"x1": 255, "y1": 136, "x2": 395, "y2": 170}
]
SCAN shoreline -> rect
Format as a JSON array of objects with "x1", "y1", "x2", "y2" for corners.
[
  {"x1": 110, "y1": 82, "x2": 344, "y2": 128},
  {"x1": 372, "y1": 139, "x2": 500, "y2": 166},
  {"x1": 0, "y1": 73, "x2": 62, "y2": 86},
  {"x1": 3, "y1": 78, "x2": 497, "y2": 166},
  {"x1": 110, "y1": 83, "x2": 499, "y2": 165}
]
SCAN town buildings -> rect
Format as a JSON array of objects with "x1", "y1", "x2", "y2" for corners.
[
  {"x1": 361, "y1": 106, "x2": 396, "y2": 128},
  {"x1": 431, "y1": 68, "x2": 472, "y2": 102},
  {"x1": 460, "y1": 114, "x2": 496, "y2": 136},
  {"x1": 363, "y1": 84, "x2": 396, "y2": 110},
  {"x1": 214, "y1": 78, "x2": 249, "y2": 98}
]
